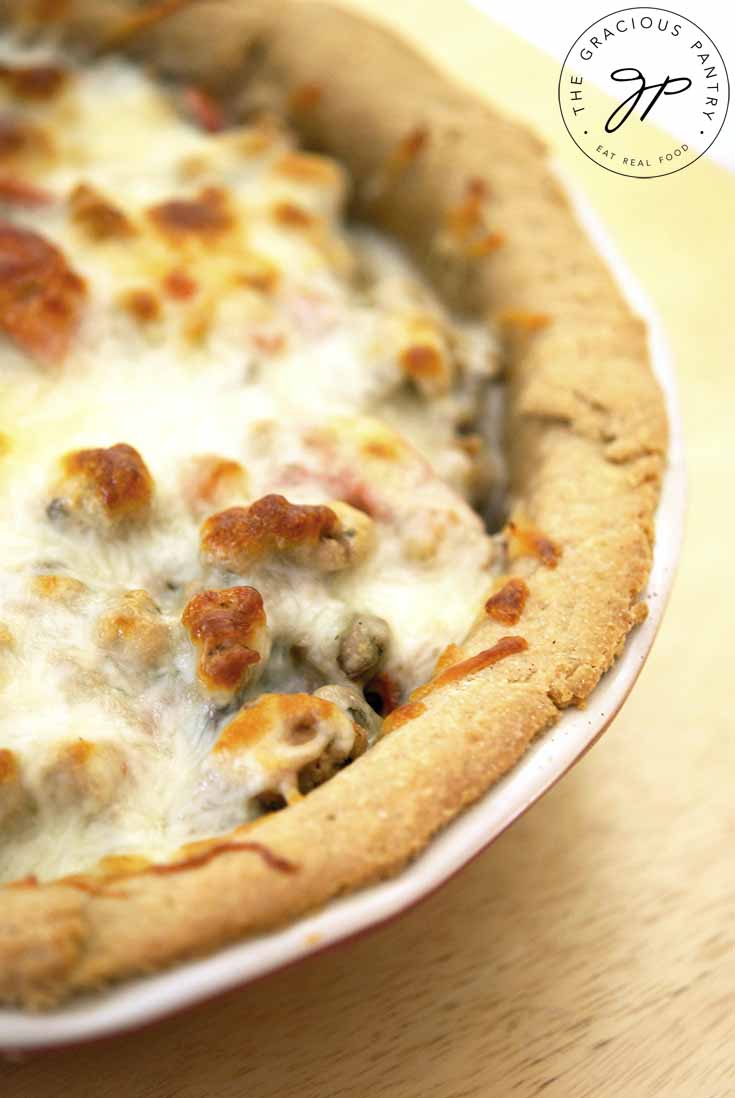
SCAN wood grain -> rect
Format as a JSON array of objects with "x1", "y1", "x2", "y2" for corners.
[{"x1": 2, "y1": 2, "x2": 734, "y2": 1094}]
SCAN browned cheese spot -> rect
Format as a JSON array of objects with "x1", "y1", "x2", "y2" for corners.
[
  {"x1": 69, "y1": 183, "x2": 136, "y2": 242},
  {"x1": 201, "y1": 494, "x2": 340, "y2": 573},
  {"x1": 181, "y1": 455, "x2": 248, "y2": 517},
  {"x1": 182, "y1": 586, "x2": 267, "y2": 700},
  {"x1": 53, "y1": 443, "x2": 153, "y2": 527},
  {"x1": 0, "y1": 219, "x2": 86, "y2": 365},
  {"x1": 413, "y1": 636, "x2": 529, "y2": 702},
  {"x1": 288, "y1": 82, "x2": 323, "y2": 113},
  {"x1": 148, "y1": 186, "x2": 233, "y2": 242},
  {"x1": 214, "y1": 693, "x2": 339, "y2": 754},
  {"x1": 271, "y1": 201, "x2": 316, "y2": 229},
  {"x1": 119, "y1": 288, "x2": 162, "y2": 325},
  {"x1": 0, "y1": 746, "x2": 18, "y2": 784},
  {"x1": 485, "y1": 577, "x2": 530, "y2": 625},
  {"x1": 0, "y1": 62, "x2": 68, "y2": 100},
  {"x1": 0, "y1": 115, "x2": 51, "y2": 163},
  {"x1": 181, "y1": 86, "x2": 224, "y2": 133},
  {"x1": 399, "y1": 342, "x2": 446, "y2": 389},
  {"x1": 499, "y1": 309, "x2": 551, "y2": 333},
  {"x1": 31, "y1": 574, "x2": 87, "y2": 605},
  {"x1": 40, "y1": 738, "x2": 128, "y2": 814},
  {"x1": 380, "y1": 700, "x2": 427, "y2": 734},
  {"x1": 236, "y1": 258, "x2": 280, "y2": 295},
  {"x1": 273, "y1": 152, "x2": 341, "y2": 186},
  {"x1": 380, "y1": 126, "x2": 429, "y2": 190},
  {"x1": 446, "y1": 177, "x2": 504, "y2": 257},
  {"x1": 0, "y1": 176, "x2": 53, "y2": 206},
  {"x1": 0, "y1": 747, "x2": 28, "y2": 826},
  {"x1": 147, "y1": 839, "x2": 298, "y2": 877},
  {"x1": 96, "y1": 590, "x2": 170, "y2": 670},
  {"x1": 507, "y1": 521, "x2": 561, "y2": 568},
  {"x1": 163, "y1": 268, "x2": 198, "y2": 299}
]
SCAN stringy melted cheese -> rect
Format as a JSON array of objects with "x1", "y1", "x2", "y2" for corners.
[{"x1": 0, "y1": 40, "x2": 501, "y2": 882}]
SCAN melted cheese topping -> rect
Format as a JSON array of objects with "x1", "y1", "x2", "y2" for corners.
[{"x1": 0, "y1": 40, "x2": 501, "y2": 882}]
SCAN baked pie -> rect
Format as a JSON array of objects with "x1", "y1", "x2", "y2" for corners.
[{"x1": 0, "y1": 0, "x2": 666, "y2": 1007}]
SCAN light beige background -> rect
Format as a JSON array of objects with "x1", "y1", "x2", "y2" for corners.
[{"x1": 4, "y1": 3, "x2": 734, "y2": 1095}]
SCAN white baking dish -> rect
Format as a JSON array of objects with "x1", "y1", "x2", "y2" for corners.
[{"x1": 0, "y1": 171, "x2": 685, "y2": 1054}]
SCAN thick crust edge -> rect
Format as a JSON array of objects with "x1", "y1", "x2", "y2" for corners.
[{"x1": 0, "y1": 0, "x2": 667, "y2": 1008}]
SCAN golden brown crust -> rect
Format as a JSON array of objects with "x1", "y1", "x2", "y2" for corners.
[{"x1": 0, "y1": 0, "x2": 667, "y2": 1008}]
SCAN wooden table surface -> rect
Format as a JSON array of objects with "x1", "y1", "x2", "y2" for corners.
[{"x1": 4, "y1": 3, "x2": 734, "y2": 1095}]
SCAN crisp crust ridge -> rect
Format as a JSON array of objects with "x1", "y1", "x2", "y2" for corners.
[{"x1": 0, "y1": 0, "x2": 667, "y2": 1007}]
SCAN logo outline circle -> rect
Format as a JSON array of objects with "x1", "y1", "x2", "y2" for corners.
[{"x1": 557, "y1": 6, "x2": 730, "y2": 179}]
